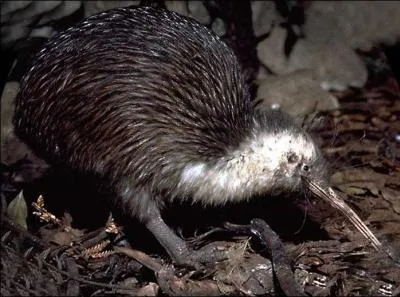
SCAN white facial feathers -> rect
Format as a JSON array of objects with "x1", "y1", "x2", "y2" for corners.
[{"x1": 177, "y1": 131, "x2": 319, "y2": 205}]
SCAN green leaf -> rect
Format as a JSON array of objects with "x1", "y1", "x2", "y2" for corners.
[{"x1": 7, "y1": 191, "x2": 28, "y2": 230}]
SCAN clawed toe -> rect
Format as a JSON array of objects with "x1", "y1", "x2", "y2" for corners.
[{"x1": 172, "y1": 241, "x2": 229, "y2": 271}]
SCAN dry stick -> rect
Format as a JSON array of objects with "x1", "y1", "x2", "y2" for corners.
[
  {"x1": 1, "y1": 243, "x2": 108, "y2": 295},
  {"x1": 1, "y1": 216, "x2": 46, "y2": 250},
  {"x1": 114, "y1": 246, "x2": 163, "y2": 272},
  {"x1": 249, "y1": 219, "x2": 305, "y2": 296},
  {"x1": 115, "y1": 246, "x2": 237, "y2": 296},
  {"x1": 41, "y1": 260, "x2": 140, "y2": 292},
  {"x1": 224, "y1": 220, "x2": 304, "y2": 296}
]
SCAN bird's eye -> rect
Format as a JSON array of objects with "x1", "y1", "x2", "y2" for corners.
[
  {"x1": 288, "y1": 153, "x2": 299, "y2": 163},
  {"x1": 303, "y1": 165, "x2": 309, "y2": 171}
]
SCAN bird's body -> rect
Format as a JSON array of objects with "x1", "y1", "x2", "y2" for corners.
[{"x1": 14, "y1": 6, "x2": 329, "y2": 265}]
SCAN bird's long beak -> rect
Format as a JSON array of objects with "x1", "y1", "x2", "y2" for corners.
[{"x1": 301, "y1": 176, "x2": 383, "y2": 252}]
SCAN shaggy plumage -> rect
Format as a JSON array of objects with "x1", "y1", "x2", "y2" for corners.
[{"x1": 14, "y1": 6, "x2": 327, "y2": 263}]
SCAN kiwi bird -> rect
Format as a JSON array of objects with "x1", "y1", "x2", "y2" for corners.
[{"x1": 13, "y1": 6, "x2": 382, "y2": 267}]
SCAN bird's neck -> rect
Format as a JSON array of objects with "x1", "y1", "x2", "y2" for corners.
[{"x1": 175, "y1": 133, "x2": 283, "y2": 205}]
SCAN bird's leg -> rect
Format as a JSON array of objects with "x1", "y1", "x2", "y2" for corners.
[
  {"x1": 119, "y1": 186, "x2": 228, "y2": 270},
  {"x1": 145, "y1": 214, "x2": 191, "y2": 263},
  {"x1": 145, "y1": 213, "x2": 228, "y2": 270}
]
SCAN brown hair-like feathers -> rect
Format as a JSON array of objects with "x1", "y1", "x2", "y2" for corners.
[{"x1": 14, "y1": 6, "x2": 254, "y2": 218}]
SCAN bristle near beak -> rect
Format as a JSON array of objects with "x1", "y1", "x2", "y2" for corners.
[{"x1": 301, "y1": 176, "x2": 383, "y2": 252}]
